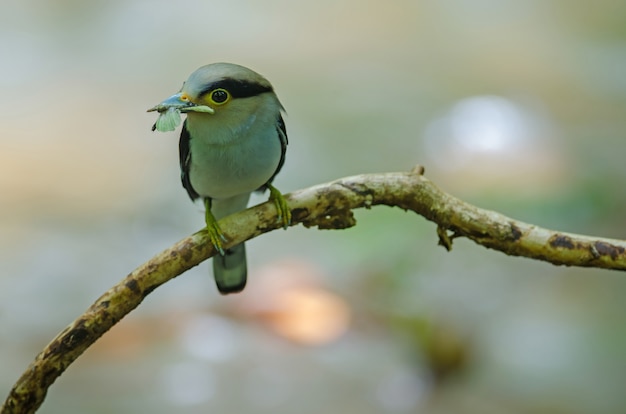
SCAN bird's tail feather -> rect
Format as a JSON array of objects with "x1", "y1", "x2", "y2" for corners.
[
  {"x1": 210, "y1": 193, "x2": 250, "y2": 294},
  {"x1": 213, "y1": 243, "x2": 247, "y2": 294}
]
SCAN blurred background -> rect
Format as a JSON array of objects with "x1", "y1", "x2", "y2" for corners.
[{"x1": 1, "y1": 0, "x2": 626, "y2": 413}]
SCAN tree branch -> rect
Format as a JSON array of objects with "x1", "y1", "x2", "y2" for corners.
[{"x1": 2, "y1": 166, "x2": 625, "y2": 413}]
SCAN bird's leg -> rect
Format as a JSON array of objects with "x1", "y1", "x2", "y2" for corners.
[
  {"x1": 204, "y1": 198, "x2": 226, "y2": 256},
  {"x1": 267, "y1": 184, "x2": 291, "y2": 229}
]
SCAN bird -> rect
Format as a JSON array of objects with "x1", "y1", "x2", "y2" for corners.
[{"x1": 148, "y1": 62, "x2": 290, "y2": 294}]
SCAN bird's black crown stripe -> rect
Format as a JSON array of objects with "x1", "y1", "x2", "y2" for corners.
[{"x1": 199, "y1": 78, "x2": 273, "y2": 99}]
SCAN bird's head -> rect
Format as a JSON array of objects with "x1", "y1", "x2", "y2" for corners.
[{"x1": 149, "y1": 63, "x2": 283, "y2": 132}]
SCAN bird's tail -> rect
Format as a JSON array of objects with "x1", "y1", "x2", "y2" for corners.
[
  {"x1": 210, "y1": 193, "x2": 251, "y2": 294},
  {"x1": 213, "y1": 244, "x2": 247, "y2": 293}
]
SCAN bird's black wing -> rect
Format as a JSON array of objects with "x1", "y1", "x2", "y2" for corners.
[
  {"x1": 179, "y1": 120, "x2": 200, "y2": 200},
  {"x1": 263, "y1": 113, "x2": 288, "y2": 188}
]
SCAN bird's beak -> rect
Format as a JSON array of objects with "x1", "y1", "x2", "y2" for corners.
[{"x1": 147, "y1": 93, "x2": 215, "y2": 114}]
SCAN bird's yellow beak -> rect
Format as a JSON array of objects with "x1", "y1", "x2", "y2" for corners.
[{"x1": 147, "y1": 93, "x2": 215, "y2": 114}]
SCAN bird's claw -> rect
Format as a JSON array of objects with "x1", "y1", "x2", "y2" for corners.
[
  {"x1": 205, "y1": 221, "x2": 226, "y2": 256},
  {"x1": 204, "y1": 199, "x2": 226, "y2": 256},
  {"x1": 268, "y1": 184, "x2": 291, "y2": 229}
]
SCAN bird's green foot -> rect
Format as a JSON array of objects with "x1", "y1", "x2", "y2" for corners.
[
  {"x1": 267, "y1": 183, "x2": 291, "y2": 229},
  {"x1": 204, "y1": 199, "x2": 226, "y2": 256}
]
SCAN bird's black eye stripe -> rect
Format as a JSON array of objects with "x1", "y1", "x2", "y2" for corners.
[{"x1": 200, "y1": 78, "x2": 273, "y2": 99}]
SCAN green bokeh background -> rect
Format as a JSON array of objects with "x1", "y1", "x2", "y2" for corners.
[{"x1": 1, "y1": 1, "x2": 625, "y2": 413}]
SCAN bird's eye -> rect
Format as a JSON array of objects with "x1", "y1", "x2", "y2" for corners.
[{"x1": 209, "y1": 89, "x2": 230, "y2": 105}]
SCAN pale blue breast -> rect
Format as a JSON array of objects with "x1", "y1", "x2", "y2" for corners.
[{"x1": 187, "y1": 114, "x2": 282, "y2": 200}]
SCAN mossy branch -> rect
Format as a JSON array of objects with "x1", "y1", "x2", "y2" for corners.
[{"x1": 2, "y1": 166, "x2": 625, "y2": 414}]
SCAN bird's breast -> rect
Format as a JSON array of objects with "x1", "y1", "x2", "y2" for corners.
[{"x1": 187, "y1": 121, "x2": 282, "y2": 200}]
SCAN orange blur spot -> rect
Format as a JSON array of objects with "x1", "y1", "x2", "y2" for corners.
[
  {"x1": 266, "y1": 286, "x2": 350, "y2": 346},
  {"x1": 242, "y1": 260, "x2": 351, "y2": 346}
]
